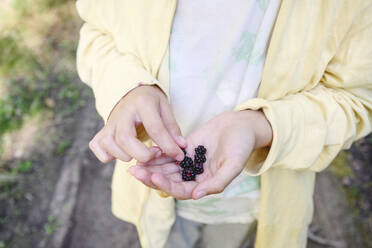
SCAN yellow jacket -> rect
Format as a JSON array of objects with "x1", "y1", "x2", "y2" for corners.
[{"x1": 75, "y1": 0, "x2": 372, "y2": 247}]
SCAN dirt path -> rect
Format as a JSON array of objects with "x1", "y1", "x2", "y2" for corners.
[
  {"x1": 309, "y1": 171, "x2": 363, "y2": 248},
  {"x1": 42, "y1": 94, "x2": 141, "y2": 248},
  {"x1": 67, "y1": 157, "x2": 140, "y2": 248}
]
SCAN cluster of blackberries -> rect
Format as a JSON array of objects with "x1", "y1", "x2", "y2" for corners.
[{"x1": 179, "y1": 145, "x2": 207, "y2": 181}]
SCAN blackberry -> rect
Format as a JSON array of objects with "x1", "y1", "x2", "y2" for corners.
[
  {"x1": 181, "y1": 148, "x2": 187, "y2": 155},
  {"x1": 194, "y1": 154, "x2": 206, "y2": 163},
  {"x1": 181, "y1": 145, "x2": 207, "y2": 181},
  {"x1": 182, "y1": 168, "x2": 196, "y2": 181},
  {"x1": 179, "y1": 156, "x2": 193, "y2": 169},
  {"x1": 194, "y1": 163, "x2": 204, "y2": 174},
  {"x1": 195, "y1": 145, "x2": 207, "y2": 155}
]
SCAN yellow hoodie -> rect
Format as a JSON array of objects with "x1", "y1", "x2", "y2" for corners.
[{"x1": 75, "y1": 0, "x2": 372, "y2": 247}]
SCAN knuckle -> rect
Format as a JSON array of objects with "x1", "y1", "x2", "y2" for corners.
[
  {"x1": 138, "y1": 152, "x2": 152, "y2": 163},
  {"x1": 136, "y1": 95, "x2": 151, "y2": 106},
  {"x1": 97, "y1": 126, "x2": 108, "y2": 136},
  {"x1": 115, "y1": 134, "x2": 128, "y2": 148},
  {"x1": 100, "y1": 137, "x2": 112, "y2": 147},
  {"x1": 122, "y1": 157, "x2": 132, "y2": 162},
  {"x1": 142, "y1": 152, "x2": 152, "y2": 162},
  {"x1": 95, "y1": 151, "x2": 109, "y2": 163},
  {"x1": 121, "y1": 155, "x2": 132, "y2": 162},
  {"x1": 169, "y1": 122, "x2": 181, "y2": 134},
  {"x1": 100, "y1": 156, "x2": 111, "y2": 164},
  {"x1": 98, "y1": 156, "x2": 107, "y2": 163},
  {"x1": 88, "y1": 140, "x2": 95, "y2": 151},
  {"x1": 165, "y1": 146, "x2": 180, "y2": 157},
  {"x1": 149, "y1": 126, "x2": 163, "y2": 137},
  {"x1": 89, "y1": 139, "x2": 102, "y2": 152}
]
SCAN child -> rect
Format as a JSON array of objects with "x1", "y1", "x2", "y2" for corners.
[{"x1": 75, "y1": 0, "x2": 372, "y2": 247}]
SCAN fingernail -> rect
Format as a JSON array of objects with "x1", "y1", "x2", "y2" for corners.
[
  {"x1": 135, "y1": 170, "x2": 145, "y2": 180},
  {"x1": 128, "y1": 166, "x2": 136, "y2": 175},
  {"x1": 176, "y1": 153, "x2": 184, "y2": 161},
  {"x1": 194, "y1": 191, "x2": 206, "y2": 200},
  {"x1": 155, "y1": 150, "x2": 162, "y2": 158}
]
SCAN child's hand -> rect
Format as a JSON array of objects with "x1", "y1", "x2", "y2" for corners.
[
  {"x1": 129, "y1": 110, "x2": 272, "y2": 200},
  {"x1": 88, "y1": 85, "x2": 186, "y2": 164}
]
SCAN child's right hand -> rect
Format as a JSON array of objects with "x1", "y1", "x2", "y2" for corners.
[{"x1": 88, "y1": 85, "x2": 186, "y2": 164}]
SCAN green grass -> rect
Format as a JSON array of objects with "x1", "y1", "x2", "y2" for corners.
[
  {"x1": 56, "y1": 138, "x2": 72, "y2": 155},
  {"x1": 329, "y1": 151, "x2": 354, "y2": 178},
  {"x1": 0, "y1": 32, "x2": 47, "y2": 138},
  {"x1": 44, "y1": 215, "x2": 59, "y2": 236},
  {"x1": 11, "y1": 0, "x2": 73, "y2": 17},
  {"x1": 0, "y1": 83, "x2": 46, "y2": 137},
  {"x1": 38, "y1": 0, "x2": 72, "y2": 10},
  {"x1": 0, "y1": 30, "x2": 41, "y2": 77},
  {"x1": 0, "y1": 26, "x2": 81, "y2": 156},
  {"x1": 13, "y1": 161, "x2": 33, "y2": 174}
]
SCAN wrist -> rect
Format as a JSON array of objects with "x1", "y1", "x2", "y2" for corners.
[
  {"x1": 139, "y1": 83, "x2": 167, "y2": 98},
  {"x1": 241, "y1": 109, "x2": 273, "y2": 149}
]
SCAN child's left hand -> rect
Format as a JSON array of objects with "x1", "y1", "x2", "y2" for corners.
[{"x1": 128, "y1": 110, "x2": 273, "y2": 200}]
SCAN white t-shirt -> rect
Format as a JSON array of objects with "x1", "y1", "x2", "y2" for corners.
[{"x1": 169, "y1": 0, "x2": 281, "y2": 224}]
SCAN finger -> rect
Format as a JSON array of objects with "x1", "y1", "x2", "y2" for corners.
[
  {"x1": 89, "y1": 133, "x2": 115, "y2": 163},
  {"x1": 135, "y1": 163, "x2": 180, "y2": 175},
  {"x1": 115, "y1": 113, "x2": 157, "y2": 163},
  {"x1": 100, "y1": 135, "x2": 132, "y2": 162},
  {"x1": 136, "y1": 154, "x2": 176, "y2": 166},
  {"x1": 167, "y1": 172, "x2": 183, "y2": 183},
  {"x1": 159, "y1": 100, "x2": 187, "y2": 148},
  {"x1": 151, "y1": 173, "x2": 197, "y2": 200},
  {"x1": 149, "y1": 146, "x2": 163, "y2": 158},
  {"x1": 192, "y1": 158, "x2": 243, "y2": 200},
  {"x1": 128, "y1": 166, "x2": 159, "y2": 189},
  {"x1": 139, "y1": 105, "x2": 184, "y2": 161},
  {"x1": 128, "y1": 165, "x2": 181, "y2": 189}
]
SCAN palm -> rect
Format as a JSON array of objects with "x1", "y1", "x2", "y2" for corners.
[{"x1": 129, "y1": 111, "x2": 256, "y2": 200}]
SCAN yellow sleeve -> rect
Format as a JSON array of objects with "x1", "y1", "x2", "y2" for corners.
[
  {"x1": 235, "y1": 5, "x2": 372, "y2": 175},
  {"x1": 75, "y1": 0, "x2": 171, "y2": 123}
]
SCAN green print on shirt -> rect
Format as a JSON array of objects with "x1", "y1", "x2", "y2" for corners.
[
  {"x1": 169, "y1": 57, "x2": 175, "y2": 72},
  {"x1": 232, "y1": 31, "x2": 265, "y2": 65},
  {"x1": 179, "y1": 198, "x2": 220, "y2": 208},
  {"x1": 232, "y1": 32, "x2": 256, "y2": 63},
  {"x1": 198, "y1": 208, "x2": 228, "y2": 216},
  {"x1": 256, "y1": 0, "x2": 268, "y2": 10},
  {"x1": 233, "y1": 178, "x2": 260, "y2": 197},
  {"x1": 178, "y1": 198, "x2": 228, "y2": 216}
]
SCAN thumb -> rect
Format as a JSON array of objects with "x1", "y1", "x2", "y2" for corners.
[
  {"x1": 192, "y1": 158, "x2": 244, "y2": 200},
  {"x1": 160, "y1": 100, "x2": 187, "y2": 148}
]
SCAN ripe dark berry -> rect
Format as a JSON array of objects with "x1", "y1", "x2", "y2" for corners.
[
  {"x1": 182, "y1": 168, "x2": 196, "y2": 181},
  {"x1": 181, "y1": 148, "x2": 187, "y2": 155},
  {"x1": 194, "y1": 163, "x2": 204, "y2": 174},
  {"x1": 181, "y1": 145, "x2": 207, "y2": 181},
  {"x1": 195, "y1": 148, "x2": 206, "y2": 157},
  {"x1": 194, "y1": 155, "x2": 202, "y2": 163},
  {"x1": 195, "y1": 145, "x2": 207, "y2": 155},
  {"x1": 194, "y1": 154, "x2": 206, "y2": 163},
  {"x1": 179, "y1": 156, "x2": 193, "y2": 169}
]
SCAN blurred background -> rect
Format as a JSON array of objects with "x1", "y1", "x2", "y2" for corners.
[{"x1": 0, "y1": 1, "x2": 371, "y2": 248}]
